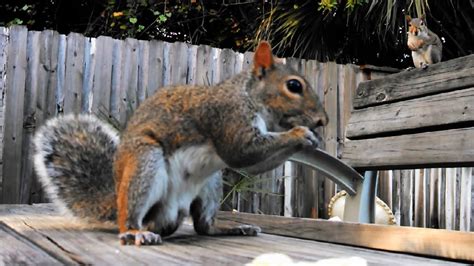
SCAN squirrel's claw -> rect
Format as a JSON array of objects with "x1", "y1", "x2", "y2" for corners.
[{"x1": 119, "y1": 230, "x2": 163, "y2": 246}]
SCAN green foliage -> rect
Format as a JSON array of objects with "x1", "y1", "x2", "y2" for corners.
[
  {"x1": 0, "y1": 0, "x2": 471, "y2": 68},
  {"x1": 254, "y1": 0, "x2": 473, "y2": 68}
]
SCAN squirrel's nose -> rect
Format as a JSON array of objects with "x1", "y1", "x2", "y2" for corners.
[{"x1": 315, "y1": 114, "x2": 329, "y2": 127}]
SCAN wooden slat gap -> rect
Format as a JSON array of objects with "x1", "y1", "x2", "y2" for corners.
[{"x1": 347, "y1": 120, "x2": 474, "y2": 141}]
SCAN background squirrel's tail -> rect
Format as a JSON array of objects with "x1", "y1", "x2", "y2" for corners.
[{"x1": 33, "y1": 114, "x2": 119, "y2": 222}]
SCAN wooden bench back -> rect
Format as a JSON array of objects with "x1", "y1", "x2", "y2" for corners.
[{"x1": 341, "y1": 54, "x2": 474, "y2": 170}]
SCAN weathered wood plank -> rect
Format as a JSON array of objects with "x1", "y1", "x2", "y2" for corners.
[
  {"x1": 445, "y1": 168, "x2": 457, "y2": 230},
  {"x1": 38, "y1": 30, "x2": 60, "y2": 121},
  {"x1": 91, "y1": 36, "x2": 113, "y2": 119},
  {"x1": 391, "y1": 170, "x2": 401, "y2": 224},
  {"x1": 121, "y1": 38, "x2": 139, "y2": 123},
  {"x1": 241, "y1": 51, "x2": 253, "y2": 71},
  {"x1": 20, "y1": 31, "x2": 41, "y2": 204},
  {"x1": 354, "y1": 54, "x2": 474, "y2": 108},
  {"x1": 166, "y1": 41, "x2": 188, "y2": 86},
  {"x1": 217, "y1": 211, "x2": 474, "y2": 262},
  {"x1": 347, "y1": 87, "x2": 474, "y2": 138},
  {"x1": 147, "y1": 40, "x2": 164, "y2": 95},
  {"x1": 459, "y1": 168, "x2": 472, "y2": 231},
  {"x1": 194, "y1": 45, "x2": 212, "y2": 86},
  {"x1": 0, "y1": 27, "x2": 9, "y2": 194},
  {"x1": 438, "y1": 168, "x2": 447, "y2": 229},
  {"x1": 219, "y1": 48, "x2": 236, "y2": 81},
  {"x1": 323, "y1": 62, "x2": 338, "y2": 217},
  {"x1": 283, "y1": 162, "x2": 293, "y2": 217},
  {"x1": 2, "y1": 26, "x2": 28, "y2": 204},
  {"x1": 32, "y1": 29, "x2": 59, "y2": 202},
  {"x1": 186, "y1": 44, "x2": 198, "y2": 86},
  {"x1": 82, "y1": 37, "x2": 96, "y2": 113},
  {"x1": 414, "y1": 169, "x2": 426, "y2": 227},
  {"x1": 342, "y1": 127, "x2": 474, "y2": 169},
  {"x1": 0, "y1": 204, "x2": 464, "y2": 265},
  {"x1": 55, "y1": 34, "x2": 67, "y2": 114},
  {"x1": 0, "y1": 222, "x2": 63, "y2": 264},
  {"x1": 109, "y1": 38, "x2": 123, "y2": 126},
  {"x1": 63, "y1": 33, "x2": 85, "y2": 114},
  {"x1": 210, "y1": 47, "x2": 221, "y2": 85},
  {"x1": 137, "y1": 40, "x2": 149, "y2": 104},
  {"x1": 400, "y1": 170, "x2": 414, "y2": 226},
  {"x1": 429, "y1": 168, "x2": 440, "y2": 229}
]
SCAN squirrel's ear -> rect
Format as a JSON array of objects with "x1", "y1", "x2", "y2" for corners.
[
  {"x1": 253, "y1": 41, "x2": 274, "y2": 77},
  {"x1": 420, "y1": 14, "x2": 426, "y2": 21},
  {"x1": 405, "y1": 15, "x2": 412, "y2": 22}
]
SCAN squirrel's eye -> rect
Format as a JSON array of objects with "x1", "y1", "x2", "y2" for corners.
[
  {"x1": 286, "y1": 79, "x2": 303, "y2": 94},
  {"x1": 420, "y1": 21, "x2": 424, "y2": 26}
]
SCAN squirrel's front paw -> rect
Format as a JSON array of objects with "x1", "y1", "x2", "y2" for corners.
[
  {"x1": 290, "y1": 126, "x2": 320, "y2": 148},
  {"x1": 119, "y1": 230, "x2": 162, "y2": 246}
]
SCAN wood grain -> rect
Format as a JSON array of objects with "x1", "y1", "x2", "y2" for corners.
[
  {"x1": 217, "y1": 211, "x2": 474, "y2": 262},
  {"x1": 0, "y1": 204, "x2": 464, "y2": 265},
  {"x1": 0, "y1": 27, "x2": 8, "y2": 197},
  {"x1": 347, "y1": 87, "x2": 474, "y2": 138},
  {"x1": 342, "y1": 127, "x2": 474, "y2": 169},
  {"x1": 63, "y1": 32, "x2": 85, "y2": 114},
  {"x1": 2, "y1": 26, "x2": 28, "y2": 203},
  {"x1": 20, "y1": 31, "x2": 41, "y2": 203},
  {"x1": 0, "y1": 222, "x2": 63, "y2": 264},
  {"x1": 354, "y1": 54, "x2": 474, "y2": 108}
]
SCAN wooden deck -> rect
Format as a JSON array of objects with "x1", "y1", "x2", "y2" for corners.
[{"x1": 0, "y1": 204, "x2": 469, "y2": 265}]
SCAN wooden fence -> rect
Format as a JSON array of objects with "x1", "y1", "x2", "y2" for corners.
[{"x1": 0, "y1": 26, "x2": 471, "y2": 231}]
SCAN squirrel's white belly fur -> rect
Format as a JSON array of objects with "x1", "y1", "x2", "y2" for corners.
[{"x1": 146, "y1": 144, "x2": 226, "y2": 226}]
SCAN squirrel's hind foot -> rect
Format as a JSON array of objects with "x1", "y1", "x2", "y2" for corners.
[
  {"x1": 119, "y1": 230, "x2": 162, "y2": 246},
  {"x1": 218, "y1": 224, "x2": 261, "y2": 236},
  {"x1": 236, "y1": 225, "x2": 261, "y2": 236}
]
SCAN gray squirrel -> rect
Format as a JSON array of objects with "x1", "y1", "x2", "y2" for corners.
[
  {"x1": 33, "y1": 41, "x2": 328, "y2": 246},
  {"x1": 406, "y1": 15, "x2": 443, "y2": 69}
]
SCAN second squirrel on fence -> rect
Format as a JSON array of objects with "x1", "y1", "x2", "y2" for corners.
[
  {"x1": 33, "y1": 41, "x2": 328, "y2": 246},
  {"x1": 406, "y1": 15, "x2": 443, "y2": 69}
]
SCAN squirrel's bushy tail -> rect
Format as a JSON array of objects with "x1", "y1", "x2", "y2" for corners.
[{"x1": 33, "y1": 114, "x2": 119, "y2": 222}]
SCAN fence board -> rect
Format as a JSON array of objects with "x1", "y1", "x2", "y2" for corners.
[
  {"x1": 0, "y1": 27, "x2": 9, "y2": 191},
  {"x1": 455, "y1": 168, "x2": 462, "y2": 230},
  {"x1": 137, "y1": 40, "x2": 149, "y2": 104},
  {"x1": 439, "y1": 169, "x2": 447, "y2": 229},
  {"x1": 2, "y1": 26, "x2": 28, "y2": 203},
  {"x1": 55, "y1": 34, "x2": 66, "y2": 114},
  {"x1": 121, "y1": 38, "x2": 139, "y2": 123},
  {"x1": 82, "y1": 37, "x2": 96, "y2": 113},
  {"x1": 219, "y1": 48, "x2": 235, "y2": 81},
  {"x1": 187, "y1": 44, "x2": 198, "y2": 86},
  {"x1": 34, "y1": 30, "x2": 60, "y2": 202},
  {"x1": 63, "y1": 33, "x2": 85, "y2": 114},
  {"x1": 109, "y1": 38, "x2": 123, "y2": 125},
  {"x1": 400, "y1": 170, "x2": 413, "y2": 226},
  {"x1": 429, "y1": 169, "x2": 440, "y2": 228},
  {"x1": 147, "y1": 40, "x2": 164, "y2": 95},
  {"x1": 92, "y1": 36, "x2": 113, "y2": 120},
  {"x1": 391, "y1": 170, "x2": 401, "y2": 224},
  {"x1": 283, "y1": 162, "x2": 293, "y2": 217},
  {"x1": 20, "y1": 31, "x2": 41, "y2": 204},
  {"x1": 195, "y1": 45, "x2": 212, "y2": 86},
  {"x1": 210, "y1": 47, "x2": 221, "y2": 85},
  {"x1": 414, "y1": 170, "x2": 426, "y2": 227}
]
